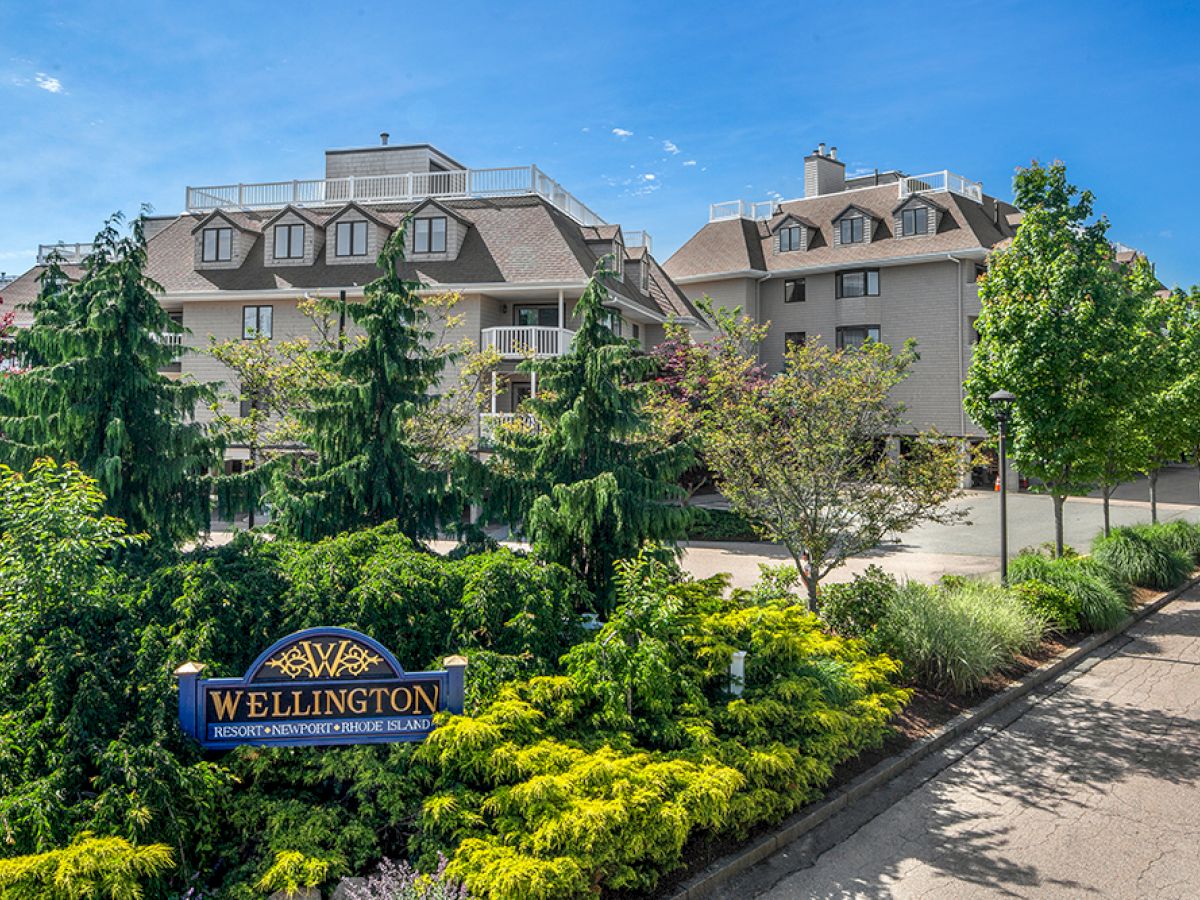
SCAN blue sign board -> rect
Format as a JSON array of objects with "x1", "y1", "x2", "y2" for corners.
[{"x1": 176, "y1": 627, "x2": 466, "y2": 749}]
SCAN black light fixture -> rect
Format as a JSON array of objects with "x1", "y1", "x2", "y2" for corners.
[{"x1": 989, "y1": 390, "x2": 1016, "y2": 583}]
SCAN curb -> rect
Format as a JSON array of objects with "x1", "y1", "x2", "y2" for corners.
[{"x1": 666, "y1": 575, "x2": 1200, "y2": 900}]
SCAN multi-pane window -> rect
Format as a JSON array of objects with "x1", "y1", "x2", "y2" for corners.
[
  {"x1": 836, "y1": 325, "x2": 880, "y2": 349},
  {"x1": 242, "y1": 305, "x2": 273, "y2": 340},
  {"x1": 335, "y1": 220, "x2": 368, "y2": 257},
  {"x1": 273, "y1": 224, "x2": 305, "y2": 259},
  {"x1": 413, "y1": 217, "x2": 447, "y2": 253},
  {"x1": 836, "y1": 269, "x2": 880, "y2": 298},
  {"x1": 971, "y1": 263, "x2": 986, "y2": 283},
  {"x1": 839, "y1": 216, "x2": 864, "y2": 244},
  {"x1": 202, "y1": 227, "x2": 232, "y2": 262},
  {"x1": 901, "y1": 207, "x2": 929, "y2": 236},
  {"x1": 779, "y1": 225, "x2": 803, "y2": 252},
  {"x1": 784, "y1": 331, "x2": 807, "y2": 350},
  {"x1": 784, "y1": 278, "x2": 806, "y2": 303},
  {"x1": 613, "y1": 242, "x2": 625, "y2": 279}
]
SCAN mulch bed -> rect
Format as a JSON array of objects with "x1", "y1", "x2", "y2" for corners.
[{"x1": 635, "y1": 589, "x2": 1166, "y2": 898}]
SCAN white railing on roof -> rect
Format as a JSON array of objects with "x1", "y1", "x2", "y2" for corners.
[
  {"x1": 708, "y1": 200, "x2": 775, "y2": 222},
  {"x1": 899, "y1": 170, "x2": 983, "y2": 203},
  {"x1": 481, "y1": 326, "x2": 575, "y2": 358},
  {"x1": 185, "y1": 165, "x2": 607, "y2": 227},
  {"x1": 37, "y1": 243, "x2": 95, "y2": 265},
  {"x1": 624, "y1": 230, "x2": 653, "y2": 253}
]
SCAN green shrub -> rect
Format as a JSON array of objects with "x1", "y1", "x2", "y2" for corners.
[
  {"x1": 685, "y1": 507, "x2": 761, "y2": 542},
  {"x1": 1011, "y1": 579, "x2": 1083, "y2": 632},
  {"x1": 1091, "y1": 527, "x2": 1192, "y2": 591},
  {"x1": 818, "y1": 565, "x2": 898, "y2": 639},
  {"x1": 1009, "y1": 553, "x2": 1130, "y2": 632},
  {"x1": 1131, "y1": 521, "x2": 1200, "y2": 567},
  {"x1": 874, "y1": 579, "x2": 1043, "y2": 695},
  {"x1": 0, "y1": 833, "x2": 174, "y2": 899}
]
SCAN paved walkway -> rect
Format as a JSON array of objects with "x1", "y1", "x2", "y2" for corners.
[{"x1": 725, "y1": 587, "x2": 1200, "y2": 899}]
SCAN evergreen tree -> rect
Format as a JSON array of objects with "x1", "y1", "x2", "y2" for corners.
[
  {"x1": 272, "y1": 224, "x2": 462, "y2": 540},
  {"x1": 0, "y1": 214, "x2": 217, "y2": 544},
  {"x1": 490, "y1": 263, "x2": 694, "y2": 612}
]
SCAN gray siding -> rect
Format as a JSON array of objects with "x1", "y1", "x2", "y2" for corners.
[{"x1": 324, "y1": 146, "x2": 463, "y2": 179}]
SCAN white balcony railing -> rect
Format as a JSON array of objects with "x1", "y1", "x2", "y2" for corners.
[
  {"x1": 623, "y1": 230, "x2": 653, "y2": 253},
  {"x1": 37, "y1": 242, "x2": 95, "y2": 265},
  {"x1": 709, "y1": 200, "x2": 775, "y2": 223},
  {"x1": 899, "y1": 170, "x2": 983, "y2": 203},
  {"x1": 481, "y1": 326, "x2": 574, "y2": 358},
  {"x1": 479, "y1": 412, "x2": 538, "y2": 448},
  {"x1": 186, "y1": 165, "x2": 607, "y2": 228}
]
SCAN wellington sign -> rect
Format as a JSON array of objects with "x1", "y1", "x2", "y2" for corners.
[{"x1": 176, "y1": 627, "x2": 466, "y2": 749}]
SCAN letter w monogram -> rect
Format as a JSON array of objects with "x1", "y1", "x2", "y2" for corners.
[{"x1": 300, "y1": 640, "x2": 350, "y2": 678}]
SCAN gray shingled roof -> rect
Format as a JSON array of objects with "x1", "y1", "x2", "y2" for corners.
[
  {"x1": 665, "y1": 184, "x2": 1020, "y2": 281},
  {"x1": 2, "y1": 195, "x2": 700, "y2": 323}
]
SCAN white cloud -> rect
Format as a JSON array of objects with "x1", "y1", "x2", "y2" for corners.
[
  {"x1": 612, "y1": 127, "x2": 633, "y2": 138},
  {"x1": 35, "y1": 73, "x2": 63, "y2": 93},
  {"x1": 682, "y1": 159, "x2": 697, "y2": 167},
  {"x1": 642, "y1": 173, "x2": 656, "y2": 181},
  {"x1": 581, "y1": 126, "x2": 590, "y2": 133},
  {"x1": 663, "y1": 140, "x2": 680, "y2": 154}
]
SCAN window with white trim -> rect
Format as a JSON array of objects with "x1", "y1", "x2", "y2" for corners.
[
  {"x1": 273, "y1": 224, "x2": 305, "y2": 259},
  {"x1": 335, "y1": 220, "x2": 368, "y2": 257},
  {"x1": 202, "y1": 227, "x2": 232, "y2": 262}
]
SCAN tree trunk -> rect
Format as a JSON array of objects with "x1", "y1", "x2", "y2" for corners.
[
  {"x1": 1102, "y1": 485, "x2": 1112, "y2": 537},
  {"x1": 247, "y1": 447, "x2": 258, "y2": 530},
  {"x1": 1052, "y1": 494, "x2": 1066, "y2": 557},
  {"x1": 1149, "y1": 468, "x2": 1159, "y2": 524},
  {"x1": 790, "y1": 544, "x2": 819, "y2": 611}
]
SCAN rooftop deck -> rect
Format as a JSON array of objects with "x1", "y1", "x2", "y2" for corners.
[{"x1": 185, "y1": 165, "x2": 607, "y2": 227}]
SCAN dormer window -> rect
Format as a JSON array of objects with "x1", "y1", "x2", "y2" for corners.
[
  {"x1": 335, "y1": 220, "x2": 368, "y2": 257},
  {"x1": 839, "y1": 217, "x2": 864, "y2": 244},
  {"x1": 780, "y1": 225, "x2": 803, "y2": 252},
  {"x1": 901, "y1": 207, "x2": 929, "y2": 236},
  {"x1": 414, "y1": 217, "x2": 447, "y2": 253},
  {"x1": 202, "y1": 227, "x2": 232, "y2": 262},
  {"x1": 613, "y1": 241, "x2": 625, "y2": 279},
  {"x1": 273, "y1": 224, "x2": 305, "y2": 260}
]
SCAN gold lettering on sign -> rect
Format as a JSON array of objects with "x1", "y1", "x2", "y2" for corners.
[
  {"x1": 263, "y1": 639, "x2": 384, "y2": 679},
  {"x1": 248, "y1": 692, "x2": 268, "y2": 718},
  {"x1": 211, "y1": 690, "x2": 243, "y2": 721}
]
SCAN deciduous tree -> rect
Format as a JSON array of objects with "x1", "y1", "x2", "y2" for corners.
[{"x1": 964, "y1": 162, "x2": 1143, "y2": 555}]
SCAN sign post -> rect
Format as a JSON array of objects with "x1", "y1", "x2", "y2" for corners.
[{"x1": 176, "y1": 627, "x2": 466, "y2": 749}]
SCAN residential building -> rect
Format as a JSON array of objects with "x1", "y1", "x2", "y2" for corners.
[
  {"x1": 2, "y1": 136, "x2": 702, "y2": 459},
  {"x1": 664, "y1": 143, "x2": 1022, "y2": 479}
]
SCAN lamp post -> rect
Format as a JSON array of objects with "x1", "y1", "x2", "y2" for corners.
[{"x1": 990, "y1": 390, "x2": 1016, "y2": 583}]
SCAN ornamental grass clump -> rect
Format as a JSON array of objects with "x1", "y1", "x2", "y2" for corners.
[
  {"x1": 1091, "y1": 526, "x2": 1192, "y2": 591},
  {"x1": 1131, "y1": 521, "x2": 1200, "y2": 567},
  {"x1": 1009, "y1": 553, "x2": 1130, "y2": 633},
  {"x1": 874, "y1": 579, "x2": 1043, "y2": 695},
  {"x1": 1011, "y1": 579, "x2": 1083, "y2": 633}
]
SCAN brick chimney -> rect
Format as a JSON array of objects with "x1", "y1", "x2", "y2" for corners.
[{"x1": 805, "y1": 143, "x2": 846, "y2": 197}]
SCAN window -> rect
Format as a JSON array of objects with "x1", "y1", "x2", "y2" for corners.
[
  {"x1": 202, "y1": 227, "x2": 232, "y2": 262},
  {"x1": 240, "y1": 396, "x2": 268, "y2": 418},
  {"x1": 839, "y1": 216, "x2": 864, "y2": 244},
  {"x1": 515, "y1": 305, "x2": 558, "y2": 327},
  {"x1": 836, "y1": 325, "x2": 880, "y2": 349},
  {"x1": 901, "y1": 206, "x2": 929, "y2": 236},
  {"x1": 632, "y1": 323, "x2": 641, "y2": 341},
  {"x1": 335, "y1": 220, "x2": 368, "y2": 257},
  {"x1": 413, "y1": 216, "x2": 447, "y2": 253},
  {"x1": 613, "y1": 242, "x2": 625, "y2": 279},
  {"x1": 273, "y1": 223, "x2": 305, "y2": 259},
  {"x1": 970, "y1": 316, "x2": 982, "y2": 344},
  {"x1": 242, "y1": 305, "x2": 273, "y2": 340},
  {"x1": 784, "y1": 278, "x2": 806, "y2": 303},
  {"x1": 971, "y1": 264, "x2": 986, "y2": 283},
  {"x1": 836, "y1": 269, "x2": 880, "y2": 298},
  {"x1": 784, "y1": 331, "x2": 806, "y2": 350},
  {"x1": 779, "y1": 225, "x2": 803, "y2": 252}
]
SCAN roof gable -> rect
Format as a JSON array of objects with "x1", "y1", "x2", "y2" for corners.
[
  {"x1": 260, "y1": 204, "x2": 325, "y2": 231},
  {"x1": 408, "y1": 198, "x2": 473, "y2": 227},
  {"x1": 190, "y1": 209, "x2": 257, "y2": 235},
  {"x1": 892, "y1": 194, "x2": 948, "y2": 214},
  {"x1": 831, "y1": 203, "x2": 876, "y2": 224},
  {"x1": 770, "y1": 212, "x2": 817, "y2": 233},
  {"x1": 324, "y1": 201, "x2": 393, "y2": 230}
]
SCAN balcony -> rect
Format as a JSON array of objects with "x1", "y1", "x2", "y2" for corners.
[
  {"x1": 899, "y1": 170, "x2": 983, "y2": 203},
  {"x1": 481, "y1": 326, "x2": 574, "y2": 359},
  {"x1": 479, "y1": 412, "x2": 538, "y2": 449},
  {"x1": 185, "y1": 165, "x2": 607, "y2": 227},
  {"x1": 37, "y1": 243, "x2": 95, "y2": 265},
  {"x1": 709, "y1": 200, "x2": 775, "y2": 223}
]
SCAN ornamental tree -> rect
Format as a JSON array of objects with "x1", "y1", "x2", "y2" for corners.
[
  {"x1": 702, "y1": 338, "x2": 963, "y2": 608},
  {"x1": 0, "y1": 215, "x2": 218, "y2": 544},
  {"x1": 271, "y1": 225, "x2": 467, "y2": 541},
  {"x1": 488, "y1": 263, "x2": 694, "y2": 612},
  {"x1": 964, "y1": 162, "x2": 1143, "y2": 556}
]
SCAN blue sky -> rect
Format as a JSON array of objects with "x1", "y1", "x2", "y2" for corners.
[{"x1": 2, "y1": 0, "x2": 1198, "y2": 287}]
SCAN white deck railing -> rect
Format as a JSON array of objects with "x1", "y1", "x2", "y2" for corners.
[
  {"x1": 479, "y1": 412, "x2": 539, "y2": 448},
  {"x1": 37, "y1": 243, "x2": 95, "y2": 264},
  {"x1": 899, "y1": 170, "x2": 983, "y2": 202},
  {"x1": 624, "y1": 230, "x2": 653, "y2": 253},
  {"x1": 186, "y1": 165, "x2": 607, "y2": 227},
  {"x1": 709, "y1": 200, "x2": 775, "y2": 222},
  {"x1": 481, "y1": 326, "x2": 574, "y2": 358}
]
